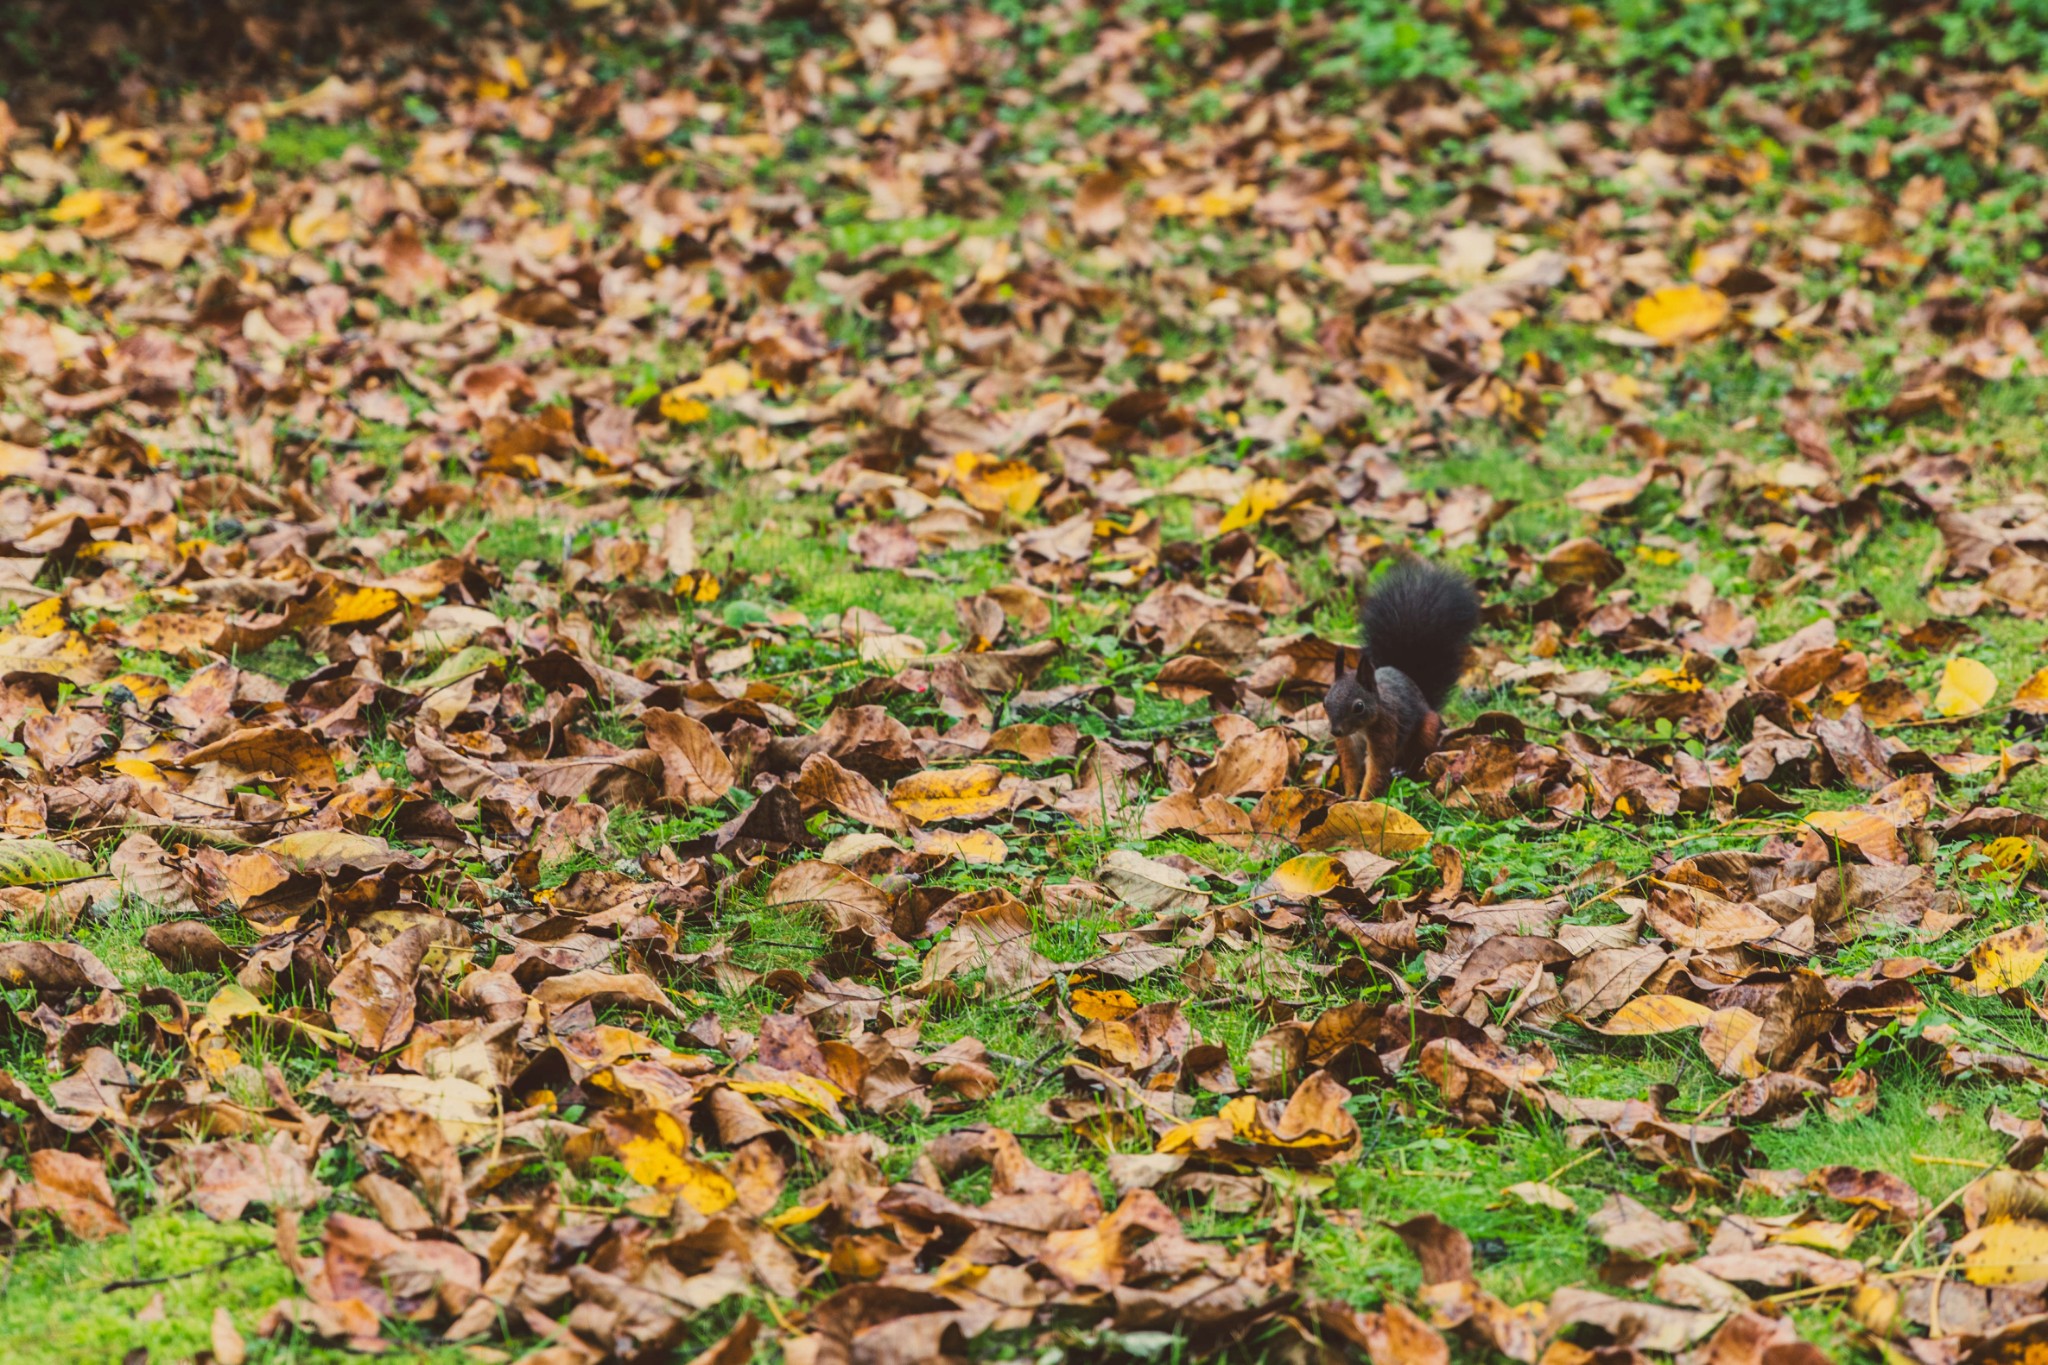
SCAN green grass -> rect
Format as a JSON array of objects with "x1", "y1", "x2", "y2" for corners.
[{"x1": 0, "y1": 1212, "x2": 469, "y2": 1365}]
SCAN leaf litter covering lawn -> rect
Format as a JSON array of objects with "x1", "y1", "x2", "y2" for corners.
[{"x1": 4, "y1": 1, "x2": 2048, "y2": 1363}]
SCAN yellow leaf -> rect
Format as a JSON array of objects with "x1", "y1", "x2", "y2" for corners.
[
  {"x1": 1935, "y1": 657, "x2": 1999, "y2": 718},
  {"x1": 1269, "y1": 853, "x2": 1344, "y2": 898},
  {"x1": 0, "y1": 839, "x2": 95, "y2": 885},
  {"x1": 203, "y1": 982, "x2": 266, "y2": 1031},
  {"x1": 1961, "y1": 1219, "x2": 2048, "y2": 1286},
  {"x1": 728, "y1": 1074, "x2": 847, "y2": 1119},
  {"x1": 1156, "y1": 1073, "x2": 1361, "y2": 1165},
  {"x1": 48, "y1": 189, "x2": 105, "y2": 223},
  {"x1": 888, "y1": 765, "x2": 1014, "y2": 823},
  {"x1": 915, "y1": 829, "x2": 1008, "y2": 863},
  {"x1": 659, "y1": 390, "x2": 710, "y2": 424},
  {"x1": 244, "y1": 222, "x2": 293, "y2": 259},
  {"x1": 605, "y1": 1110, "x2": 738, "y2": 1213},
  {"x1": 674, "y1": 571, "x2": 721, "y2": 603},
  {"x1": 1958, "y1": 923, "x2": 2048, "y2": 996},
  {"x1": 1629, "y1": 665, "x2": 1700, "y2": 691},
  {"x1": 764, "y1": 1201, "x2": 829, "y2": 1229},
  {"x1": 14, "y1": 598, "x2": 66, "y2": 638},
  {"x1": 91, "y1": 131, "x2": 156, "y2": 172},
  {"x1": 1196, "y1": 184, "x2": 1257, "y2": 218},
  {"x1": 1071, "y1": 988, "x2": 1139, "y2": 1022},
  {"x1": 323, "y1": 585, "x2": 404, "y2": 626},
  {"x1": 2014, "y1": 665, "x2": 2048, "y2": 715},
  {"x1": 674, "y1": 360, "x2": 751, "y2": 400},
  {"x1": 1802, "y1": 808, "x2": 1907, "y2": 864},
  {"x1": 102, "y1": 673, "x2": 170, "y2": 703},
  {"x1": 288, "y1": 204, "x2": 351, "y2": 251},
  {"x1": 1217, "y1": 477, "x2": 1291, "y2": 535},
  {"x1": 1986, "y1": 837, "x2": 2038, "y2": 877},
  {"x1": 1598, "y1": 994, "x2": 1714, "y2": 1035},
  {"x1": 266, "y1": 831, "x2": 395, "y2": 870},
  {"x1": 1633, "y1": 284, "x2": 1730, "y2": 345},
  {"x1": 1297, "y1": 801, "x2": 1430, "y2": 856},
  {"x1": 951, "y1": 453, "x2": 1050, "y2": 517}
]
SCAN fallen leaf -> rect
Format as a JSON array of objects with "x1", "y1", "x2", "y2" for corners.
[
  {"x1": 1634, "y1": 284, "x2": 1731, "y2": 345},
  {"x1": 1935, "y1": 657, "x2": 1999, "y2": 717}
]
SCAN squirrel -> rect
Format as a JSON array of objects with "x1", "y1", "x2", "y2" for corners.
[{"x1": 1322, "y1": 558, "x2": 1481, "y2": 800}]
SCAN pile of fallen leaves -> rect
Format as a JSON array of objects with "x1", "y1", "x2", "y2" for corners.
[{"x1": 2, "y1": 0, "x2": 2048, "y2": 1362}]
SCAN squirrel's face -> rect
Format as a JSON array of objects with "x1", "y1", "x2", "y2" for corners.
[{"x1": 1323, "y1": 676, "x2": 1379, "y2": 737}]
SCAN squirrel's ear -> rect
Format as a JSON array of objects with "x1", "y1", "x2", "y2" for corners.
[{"x1": 1354, "y1": 647, "x2": 1376, "y2": 687}]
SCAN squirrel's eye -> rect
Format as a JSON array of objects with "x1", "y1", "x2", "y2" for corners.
[{"x1": 1352, "y1": 699, "x2": 1367, "y2": 714}]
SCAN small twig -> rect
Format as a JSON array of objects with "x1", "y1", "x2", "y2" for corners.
[
  {"x1": 99, "y1": 1241, "x2": 285, "y2": 1293},
  {"x1": 1539, "y1": 1148, "x2": 1602, "y2": 1185},
  {"x1": 1885, "y1": 705, "x2": 2024, "y2": 732},
  {"x1": 1693, "y1": 1082, "x2": 1746, "y2": 1123},
  {"x1": 1757, "y1": 1263, "x2": 1954, "y2": 1307},
  {"x1": 1024, "y1": 1040, "x2": 1068, "y2": 1074},
  {"x1": 1969, "y1": 1018, "x2": 2048, "y2": 1065},
  {"x1": 1931, "y1": 1243, "x2": 1961, "y2": 1338},
  {"x1": 1913, "y1": 1155, "x2": 1993, "y2": 1169}
]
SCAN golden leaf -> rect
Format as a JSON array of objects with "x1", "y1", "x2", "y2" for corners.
[
  {"x1": 1802, "y1": 808, "x2": 1907, "y2": 865},
  {"x1": 1597, "y1": 994, "x2": 1714, "y2": 1035},
  {"x1": 605, "y1": 1110, "x2": 738, "y2": 1213},
  {"x1": 1216, "y1": 477, "x2": 1291, "y2": 535},
  {"x1": 1269, "y1": 853, "x2": 1344, "y2": 898},
  {"x1": 0, "y1": 839, "x2": 95, "y2": 886},
  {"x1": 1958, "y1": 923, "x2": 2048, "y2": 996},
  {"x1": 2014, "y1": 665, "x2": 2048, "y2": 716},
  {"x1": 1071, "y1": 988, "x2": 1139, "y2": 1022},
  {"x1": 674, "y1": 571, "x2": 721, "y2": 603},
  {"x1": 1961, "y1": 1219, "x2": 2048, "y2": 1286},
  {"x1": 1297, "y1": 801, "x2": 1430, "y2": 856},
  {"x1": 888, "y1": 765, "x2": 1014, "y2": 823},
  {"x1": 92, "y1": 131, "x2": 157, "y2": 172},
  {"x1": 673, "y1": 360, "x2": 751, "y2": 400},
  {"x1": 728, "y1": 1074, "x2": 848, "y2": 1124},
  {"x1": 244, "y1": 220, "x2": 293, "y2": 259},
  {"x1": 659, "y1": 390, "x2": 710, "y2": 424},
  {"x1": 951, "y1": 453, "x2": 1050, "y2": 517},
  {"x1": 1985, "y1": 837, "x2": 2039, "y2": 877},
  {"x1": 1934, "y1": 657, "x2": 1998, "y2": 718},
  {"x1": 764, "y1": 1201, "x2": 829, "y2": 1230},
  {"x1": 16, "y1": 599, "x2": 66, "y2": 638},
  {"x1": 915, "y1": 829, "x2": 1008, "y2": 863},
  {"x1": 48, "y1": 189, "x2": 105, "y2": 223},
  {"x1": 323, "y1": 585, "x2": 404, "y2": 626},
  {"x1": 1633, "y1": 284, "x2": 1730, "y2": 344}
]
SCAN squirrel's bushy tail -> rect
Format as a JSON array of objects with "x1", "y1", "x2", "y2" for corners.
[{"x1": 1358, "y1": 559, "x2": 1480, "y2": 709}]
